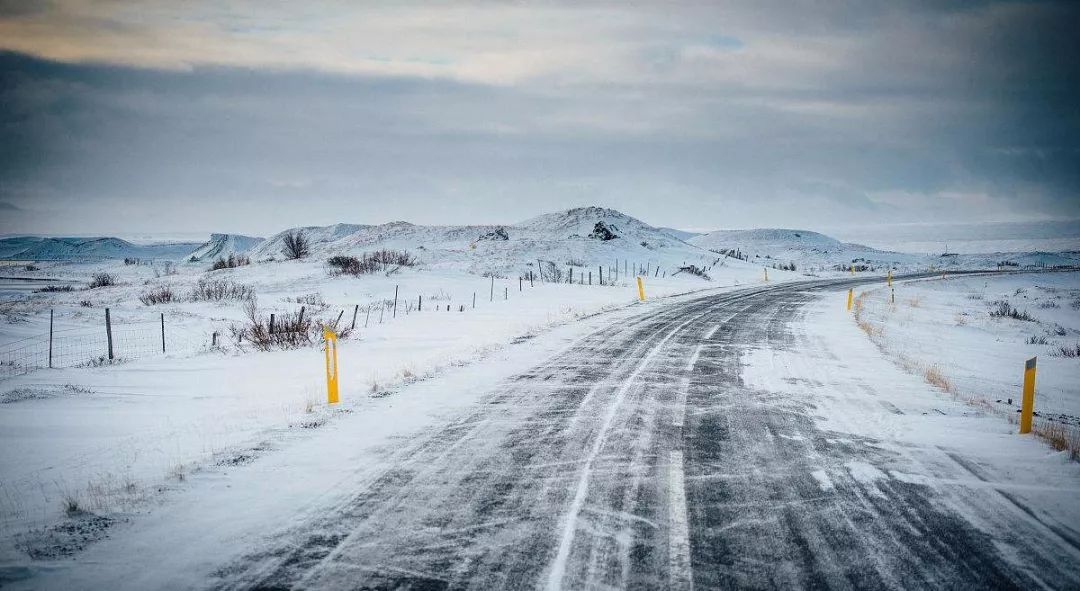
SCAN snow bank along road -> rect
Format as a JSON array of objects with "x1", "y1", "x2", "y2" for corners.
[{"x1": 27, "y1": 275, "x2": 1080, "y2": 589}]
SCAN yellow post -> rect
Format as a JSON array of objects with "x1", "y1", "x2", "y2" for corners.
[
  {"x1": 850, "y1": 264, "x2": 855, "y2": 275},
  {"x1": 846, "y1": 288, "x2": 853, "y2": 311},
  {"x1": 324, "y1": 328, "x2": 339, "y2": 405},
  {"x1": 763, "y1": 267, "x2": 768, "y2": 282},
  {"x1": 887, "y1": 269, "x2": 892, "y2": 287},
  {"x1": 1019, "y1": 357, "x2": 1036, "y2": 434},
  {"x1": 636, "y1": 276, "x2": 645, "y2": 301}
]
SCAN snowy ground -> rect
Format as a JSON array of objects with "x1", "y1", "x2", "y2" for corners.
[
  {"x1": 0, "y1": 253, "x2": 784, "y2": 570},
  {"x1": 852, "y1": 271, "x2": 1080, "y2": 423},
  {"x1": 3, "y1": 276, "x2": 1077, "y2": 588}
]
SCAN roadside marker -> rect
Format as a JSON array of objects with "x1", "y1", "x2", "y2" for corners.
[
  {"x1": 763, "y1": 267, "x2": 768, "y2": 282},
  {"x1": 887, "y1": 269, "x2": 892, "y2": 287},
  {"x1": 637, "y1": 276, "x2": 646, "y2": 301},
  {"x1": 1019, "y1": 357, "x2": 1036, "y2": 434},
  {"x1": 846, "y1": 288, "x2": 853, "y2": 311},
  {"x1": 324, "y1": 328, "x2": 339, "y2": 405}
]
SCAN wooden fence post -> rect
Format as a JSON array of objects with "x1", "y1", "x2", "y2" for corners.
[
  {"x1": 393, "y1": 285, "x2": 399, "y2": 318},
  {"x1": 269, "y1": 313, "x2": 275, "y2": 334},
  {"x1": 48, "y1": 309, "x2": 54, "y2": 368},
  {"x1": 352, "y1": 304, "x2": 359, "y2": 329},
  {"x1": 473, "y1": 292, "x2": 476, "y2": 309},
  {"x1": 365, "y1": 305, "x2": 371, "y2": 328},
  {"x1": 160, "y1": 312, "x2": 166, "y2": 353},
  {"x1": 490, "y1": 276, "x2": 494, "y2": 302},
  {"x1": 419, "y1": 295, "x2": 423, "y2": 311},
  {"x1": 105, "y1": 308, "x2": 114, "y2": 360}
]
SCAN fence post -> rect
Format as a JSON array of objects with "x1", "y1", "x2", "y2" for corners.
[
  {"x1": 472, "y1": 292, "x2": 476, "y2": 309},
  {"x1": 48, "y1": 309, "x2": 54, "y2": 368},
  {"x1": 530, "y1": 272, "x2": 534, "y2": 287},
  {"x1": 393, "y1": 285, "x2": 399, "y2": 318},
  {"x1": 212, "y1": 331, "x2": 218, "y2": 347},
  {"x1": 520, "y1": 277, "x2": 523, "y2": 292},
  {"x1": 105, "y1": 308, "x2": 114, "y2": 361},
  {"x1": 654, "y1": 266, "x2": 659, "y2": 278},
  {"x1": 504, "y1": 287, "x2": 508, "y2": 300},
  {"x1": 490, "y1": 276, "x2": 494, "y2": 302},
  {"x1": 270, "y1": 313, "x2": 275, "y2": 334},
  {"x1": 599, "y1": 267, "x2": 603, "y2": 286},
  {"x1": 160, "y1": 313, "x2": 166, "y2": 353},
  {"x1": 352, "y1": 304, "x2": 359, "y2": 329},
  {"x1": 589, "y1": 271, "x2": 592, "y2": 285},
  {"x1": 569, "y1": 267, "x2": 573, "y2": 284},
  {"x1": 419, "y1": 295, "x2": 423, "y2": 311},
  {"x1": 298, "y1": 306, "x2": 305, "y2": 326},
  {"x1": 335, "y1": 309, "x2": 344, "y2": 327}
]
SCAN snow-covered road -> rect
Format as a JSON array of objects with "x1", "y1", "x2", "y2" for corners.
[{"x1": 12, "y1": 276, "x2": 1080, "y2": 589}]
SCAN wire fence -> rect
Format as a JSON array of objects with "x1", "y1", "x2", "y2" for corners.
[{"x1": 0, "y1": 314, "x2": 211, "y2": 380}]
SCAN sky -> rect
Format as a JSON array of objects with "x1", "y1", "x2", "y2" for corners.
[{"x1": 1, "y1": 0, "x2": 1078, "y2": 237}]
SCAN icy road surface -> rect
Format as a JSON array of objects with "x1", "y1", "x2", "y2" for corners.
[{"x1": 18, "y1": 276, "x2": 1080, "y2": 589}]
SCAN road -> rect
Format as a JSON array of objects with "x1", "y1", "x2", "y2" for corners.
[{"x1": 211, "y1": 278, "x2": 1080, "y2": 590}]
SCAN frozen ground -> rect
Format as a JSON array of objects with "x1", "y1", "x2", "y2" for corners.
[
  {"x1": 3, "y1": 276, "x2": 1077, "y2": 589},
  {"x1": 853, "y1": 271, "x2": 1080, "y2": 422}
]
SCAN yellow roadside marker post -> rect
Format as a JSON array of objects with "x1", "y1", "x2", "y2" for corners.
[
  {"x1": 850, "y1": 264, "x2": 855, "y2": 276},
  {"x1": 636, "y1": 276, "x2": 646, "y2": 301},
  {"x1": 324, "y1": 328, "x2": 339, "y2": 405},
  {"x1": 846, "y1": 288, "x2": 853, "y2": 311},
  {"x1": 887, "y1": 269, "x2": 892, "y2": 287},
  {"x1": 1019, "y1": 357, "x2": 1036, "y2": 434}
]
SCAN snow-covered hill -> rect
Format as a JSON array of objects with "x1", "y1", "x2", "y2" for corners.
[
  {"x1": 247, "y1": 207, "x2": 759, "y2": 279},
  {"x1": 0, "y1": 236, "x2": 201, "y2": 261},
  {"x1": 183, "y1": 234, "x2": 264, "y2": 263},
  {"x1": 690, "y1": 228, "x2": 919, "y2": 272}
]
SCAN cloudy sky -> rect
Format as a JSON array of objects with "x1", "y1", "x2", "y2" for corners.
[{"x1": 1, "y1": 0, "x2": 1077, "y2": 236}]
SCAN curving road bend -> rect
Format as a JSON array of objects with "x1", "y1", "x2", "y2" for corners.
[{"x1": 211, "y1": 278, "x2": 1080, "y2": 590}]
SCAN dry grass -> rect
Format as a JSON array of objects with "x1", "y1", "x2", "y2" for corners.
[
  {"x1": 923, "y1": 365, "x2": 954, "y2": 393},
  {"x1": 908, "y1": 296, "x2": 921, "y2": 308},
  {"x1": 1033, "y1": 422, "x2": 1080, "y2": 461}
]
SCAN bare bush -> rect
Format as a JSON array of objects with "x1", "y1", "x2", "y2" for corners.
[
  {"x1": 139, "y1": 286, "x2": 177, "y2": 305},
  {"x1": 35, "y1": 285, "x2": 73, "y2": 293},
  {"x1": 282, "y1": 231, "x2": 311, "y2": 260},
  {"x1": 987, "y1": 300, "x2": 1035, "y2": 321},
  {"x1": 674, "y1": 265, "x2": 710, "y2": 280},
  {"x1": 210, "y1": 254, "x2": 251, "y2": 271},
  {"x1": 1051, "y1": 343, "x2": 1080, "y2": 358},
  {"x1": 565, "y1": 258, "x2": 585, "y2": 267},
  {"x1": 190, "y1": 279, "x2": 254, "y2": 302},
  {"x1": 234, "y1": 298, "x2": 348, "y2": 351},
  {"x1": 326, "y1": 250, "x2": 415, "y2": 277},
  {"x1": 88, "y1": 273, "x2": 117, "y2": 289},
  {"x1": 1026, "y1": 335, "x2": 1049, "y2": 345}
]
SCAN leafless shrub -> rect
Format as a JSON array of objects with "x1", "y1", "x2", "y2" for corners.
[
  {"x1": 24, "y1": 264, "x2": 39, "y2": 271},
  {"x1": 987, "y1": 300, "x2": 1035, "y2": 321},
  {"x1": 35, "y1": 285, "x2": 73, "y2": 293},
  {"x1": 139, "y1": 286, "x2": 177, "y2": 305},
  {"x1": 327, "y1": 249, "x2": 415, "y2": 277},
  {"x1": 88, "y1": 273, "x2": 117, "y2": 289},
  {"x1": 210, "y1": 254, "x2": 250, "y2": 271},
  {"x1": 1026, "y1": 335, "x2": 1049, "y2": 345},
  {"x1": 1051, "y1": 343, "x2": 1080, "y2": 358},
  {"x1": 123, "y1": 258, "x2": 138, "y2": 265},
  {"x1": 565, "y1": 258, "x2": 585, "y2": 267},
  {"x1": 1037, "y1": 299, "x2": 1059, "y2": 309},
  {"x1": 282, "y1": 231, "x2": 311, "y2": 260},
  {"x1": 190, "y1": 279, "x2": 253, "y2": 302},
  {"x1": 79, "y1": 299, "x2": 92, "y2": 307}
]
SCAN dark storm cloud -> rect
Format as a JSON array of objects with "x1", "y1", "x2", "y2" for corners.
[{"x1": 0, "y1": 1, "x2": 1077, "y2": 234}]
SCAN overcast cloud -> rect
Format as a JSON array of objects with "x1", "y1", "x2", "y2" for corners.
[{"x1": 1, "y1": 1, "x2": 1077, "y2": 235}]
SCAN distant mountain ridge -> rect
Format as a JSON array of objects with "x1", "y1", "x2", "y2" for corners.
[{"x1": 0, "y1": 236, "x2": 201, "y2": 261}]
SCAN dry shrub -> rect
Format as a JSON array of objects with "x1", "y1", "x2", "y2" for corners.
[
  {"x1": 327, "y1": 250, "x2": 415, "y2": 277},
  {"x1": 987, "y1": 300, "x2": 1035, "y2": 321},
  {"x1": 924, "y1": 365, "x2": 953, "y2": 393},
  {"x1": 210, "y1": 254, "x2": 250, "y2": 271},
  {"x1": 1051, "y1": 343, "x2": 1080, "y2": 358},
  {"x1": 908, "y1": 296, "x2": 921, "y2": 308},
  {"x1": 190, "y1": 279, "x2": 253, "y2": 302},
  {"x1": 235, "y1": 298, "x2": 350, "y2": 351},
  {"x1": 282, "y1": 231, "x2": 311, "y2": 260},
  {"x1": 88, "y1": 273, "x2": 117, "y2": 289},
  {"x1": 139, "y1": 286, "x2": 177, "y2": 305}
]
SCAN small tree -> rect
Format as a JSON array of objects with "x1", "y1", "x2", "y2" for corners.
[{"x1": 282, "y1": 231, "x2": 310, "y2": 260}]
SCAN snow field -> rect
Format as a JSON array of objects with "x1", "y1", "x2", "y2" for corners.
[{"x1": 0, "y1": 254, "x2": 772, "y2": 566}]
